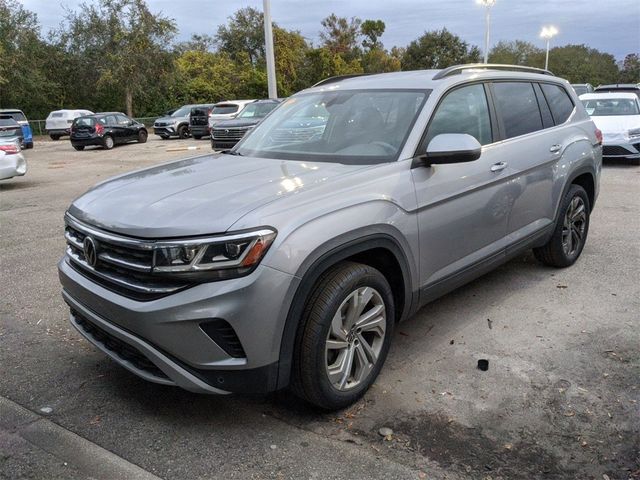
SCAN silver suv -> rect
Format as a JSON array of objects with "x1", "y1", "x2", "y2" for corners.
[{"x1": 59, "y1": 64, "x2": 602, "y2": 410}]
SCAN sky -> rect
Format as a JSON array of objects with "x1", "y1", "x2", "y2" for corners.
[{"x1": 21, "y1": 0, "x2": 640, "y2": 60}]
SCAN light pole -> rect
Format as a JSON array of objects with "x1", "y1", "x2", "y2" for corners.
[
  {"x1": 540, "y1": 26, "x2": 558, "y2": 71},
  {"x1": 477, "y1": 0, "x2": 496, "y2": 64},
  {"x1": 263, "y1": 0, "x2": 277, "y2": 99}
]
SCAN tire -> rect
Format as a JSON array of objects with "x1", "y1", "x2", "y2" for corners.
[
  {"x1": 138, "y1": 130, "x2": 148, "y2": 143},
  {"x1": 50, "y1": 135, "x2": 61, "y2": 141},
  {"x1": 533, "y1": 184, "x2": 590, "y2": 268},
  {"x1": 102, "y1": 135, "x2": 114, "y2": 150},
  {"x1": 193, "y1": 135, "x2": 202, "y2": 140},
  {"x1": 291, "y1": 261, "x2": 394, "y2": 410},
  {"x1": 25, "y1": 142, "x2": 34, "y2": 149},
  {"x1": 177, "y1": 125, "x2": 189, "y2": 139},
  {"x1": 73, "y1": 145, "x2": 85, "y2": 151}
]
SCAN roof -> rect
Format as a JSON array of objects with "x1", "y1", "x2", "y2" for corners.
[
  {"x1": 306, "y1": 64, "x2": 565, "y2": 93},
  {"x1": 595, "y1": 84, "x2": 640, "y2": 90},
  {"x1": 214, "y1": 99, "x2": 256, "y2": 106},
  {"x1": 0, "y1": 109, "x2": 24, "y2": 113},
  {"x1": 580, "y1": 92, "x2": 639, "y2": 100}
]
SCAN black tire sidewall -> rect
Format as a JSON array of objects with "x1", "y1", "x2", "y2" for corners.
[
  {"x1": 138, "y1": 130, "x2": 147, "y2": 143},
  {"x1": 554, "y1": 185, "x2": 590, "y2": 265},
  {"x1": 103, "y1": 135, "x2": 114, "y2": 149},
  {"x1": 298, "y1": 263, "x2": 395, "y2": 409}
]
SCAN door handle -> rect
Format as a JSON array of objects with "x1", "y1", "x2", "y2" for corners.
[
  {"x1": 490, "y1": 162, "x2": 507, "y2": 172},
  {"x1": 549, "y1": 144, "x2": 562, "y2": 153}
]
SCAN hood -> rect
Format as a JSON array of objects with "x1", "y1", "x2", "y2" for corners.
[
  {"x1": 68, "y1": 154, "x2": 369, "y2": 238},
  {"x1": 213, "y1": 118, "x2": 261, "y2": 129},
  {"x1": 154, "y1": 115, "x2": 186, "y2": 125}
]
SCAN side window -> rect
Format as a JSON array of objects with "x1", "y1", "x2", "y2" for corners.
[
  {"x1": 540, "y1": 83, "x2": 575, "y2": 125},
  {"x1": 117, "y1": 115, "x2": 130, "y2": 125},
  {"x1": 493, "y1": 82, "x2": 543, "y2": 139},
  {"x1": 425, "y1": 84, "x2": 492, "y2": 146}
]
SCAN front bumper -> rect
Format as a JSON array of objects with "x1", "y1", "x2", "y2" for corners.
[
  {"x1": 0, "y1": 153, "x2": 27, "y2": 180},
  {"x1": 153, "y1": 126, "x2": 177, "y2": 137},
  {"x1": 58, "y1": 257, "x2": 299, "y2": 394},
  {"x1": 47, "y1": 128, "x2": 70, "y2": 136},
  {"x1": 601, "y1": 137, "x2": 640, "y2": 158}
]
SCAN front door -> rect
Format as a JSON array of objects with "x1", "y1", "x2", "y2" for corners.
[{"x1": 411, "y1": 83, "x2": 513, "y2": 293}]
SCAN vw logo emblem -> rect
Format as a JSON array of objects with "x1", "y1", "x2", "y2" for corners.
[
  {"x1": 83, "y1": 236, "x2": 98, "y2": 268},
  {"x1": 224, "y1": 129, "x2": 229, "y2": 133}
]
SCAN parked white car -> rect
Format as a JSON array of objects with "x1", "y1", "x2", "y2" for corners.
[
  {"x1": 580, "y1": 92, "x2": 640, "y2": 161},
  {"x1": 46, "y1": 109, "x2": 93, "y2": 140},
  {"x1": 0, "y1": 138, "x2": 27, "y2": 180},
  {"x1": 206, "y1": 100, "x2": 256, "y2": 130}
]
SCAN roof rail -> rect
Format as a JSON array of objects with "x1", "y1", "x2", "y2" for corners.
[
  {"x1": 312, "y1": 74, "x2": 370, "y2": 87},
  {"x1": 432, "y1": 64, "x2": 554, "y2": 80}
]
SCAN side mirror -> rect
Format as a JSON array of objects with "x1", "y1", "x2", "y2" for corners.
[{"x1": 422, "y1": 133, "x2": 482, "y2": 166}]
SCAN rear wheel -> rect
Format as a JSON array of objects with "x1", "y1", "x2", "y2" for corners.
[
  {"x1": 102, "y1": 135, "x2": 114, "y2": 150},
  {"x1": 193, "y1": 135, "x2": 202, "y2": 140},
  {"x1": 25, "y1": 142, "x2": 33, "y2": 149},
  {"x1": 534, "y1": 184, "x2": 590, "y2": 267},
  {"x1": 177, "y1": 125, "x2": 189, "y2": 139},
  {"x1": 50, "y1": 134, "x2": 61, "y2": 141},
  {"x1": 73, "y1": 145, "x2": 85, "y2": 151},
  {"x1": 138, "y1": 130, "x2": 148, "y2": 143},
  {"x1": 291, "y1": 262, "x2": 394, "y2": 410}
]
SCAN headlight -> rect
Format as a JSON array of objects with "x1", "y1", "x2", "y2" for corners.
[
  {"x1": 153, "y1": 228, "x2": 276, "y2": 280},
  {"x1": 628, "y1": 128, "x2": 640, "y2": 139}
]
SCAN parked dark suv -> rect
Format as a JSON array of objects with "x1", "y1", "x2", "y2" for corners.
[
  {"x1": 70, "y1": 113, "x2": 148, "y2": 151},
  {"x1": 189, "y1": 104, "x2": 217, "y2": 139},
  {"x1": 211, "y1": 99, "x2": 281, "y2": 150}
]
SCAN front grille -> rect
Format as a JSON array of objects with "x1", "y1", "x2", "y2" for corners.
[
  {"x1": 72, "y1": 310, "x2": 169, "y2": 380},
  {"x1": 212, "y1": 126, "x2": 250, "y2": 141},
  {"x1": 64, "y1": 216, "x2": 192, "y2": 301},
  {"x1": 603, "y1": 145, "x2": 633, "y2": 156},
  {"x1": 154, "y1": 122, "x2": 169, "y2": 127},
  {"x1": 633, "y1": 142, "x2": 640, "y2": 152}
]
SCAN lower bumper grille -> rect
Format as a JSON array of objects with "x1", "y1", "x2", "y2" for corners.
[
  {"x1": 72, "y1": 310, "x2": 169, "y2": 380},
  {"x1": 603, "y1": 145, "x2": 634, "y2": 156}
]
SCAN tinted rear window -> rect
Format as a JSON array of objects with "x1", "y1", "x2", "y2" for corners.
[
  {"x1": 74, "y1": 117, "x2": 96, "y2": 127},
  {"x1": 2, "y1": 112, "x2": 26, "y2": 122},
  {"x1": 540, "y1": 83, "x2": 574, "y2": 125},
  {"x1": 493, "y1": 82, "x2": 543, "y2": 139},
  {"x1": 191, "y1": 107, "x2": 211, "y2": 116},
  {"x1": 0, "y1": 118, "x2": 19, "y2": 127},
  {"x1": 212, "y1": 105, "x2": 239, "y2": 114},
  {"x1": 51, "y1": 112, "x2": 64, "y2": 118}
]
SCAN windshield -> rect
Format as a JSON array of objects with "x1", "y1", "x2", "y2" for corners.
[
  {"x1": 237, "y1": 102, "x2": 278, "y2": 119},
  {"x1": 171, "y1": 106, "x2": 192, "y2": 117},
  {"x1": 235, "y1": 90, "x2": 429, "y2": 164},
  {"x1": 573, "y1": 86, "x2": 588, "y2": 95},
  {"x1": 582, "y1": 98, "x2": 640, "y2": 116},
  {"x1": 212, "y1": 105, "x2": 239, "y2": 115}
]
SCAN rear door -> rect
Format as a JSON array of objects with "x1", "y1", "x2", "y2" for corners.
[
  {"x1": 489, "y1": 81, "x2": 561, "y2": 247},
  {"x1": 114, "y1": 114, "x2": 134, "y2": 141}
]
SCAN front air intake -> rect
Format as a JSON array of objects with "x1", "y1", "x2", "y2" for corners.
[{"x1": 200, "y1": 319, "x2": 246, "y2": 358}]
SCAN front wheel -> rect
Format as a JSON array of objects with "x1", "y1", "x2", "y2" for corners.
[
  {"x1": 292, "y1": 262, "x2": 394, "y2": 410},
  {"x1": 177, "y1": 125, "x2": 189, "y2": 139},
  {"x1": 138, "y1": 130, "x2": 148, "y2": 143},
  {"x1": 50, "y1": 135, "x2": 61, "y2": 141},
  {"x1": 534, "y1": 184, "x2": 590, "y2": 267}
]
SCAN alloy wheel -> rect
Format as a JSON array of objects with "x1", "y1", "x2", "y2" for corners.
[
  {"x1": 324, "y1": 286, "x2": 386, "y2": 391},
  {"x1": 562, "y1": 196, "x2": 586, "y2": 256}
]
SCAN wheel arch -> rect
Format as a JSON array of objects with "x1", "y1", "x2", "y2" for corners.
[{"x1": 275, "y1": 231, "x2": 416, "y2": 390}]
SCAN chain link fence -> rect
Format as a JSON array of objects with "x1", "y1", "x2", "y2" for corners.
[{"x1": 28, "y1": 117, "x2": 158, "y2": 136}]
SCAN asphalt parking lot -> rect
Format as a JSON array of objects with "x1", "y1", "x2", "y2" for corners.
[{"x1": 1, "y1": 136, "x2": 639, "y2": 480}]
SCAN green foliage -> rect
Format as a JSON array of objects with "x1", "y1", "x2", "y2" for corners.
[
  {"x1": 546, "y1": 44, "x2": 619, "y2": 85},
  {"x1": 619, "y1": 54, "x2": 640, "y2": 83},
  {"x1": 1, "y1": 2, "x2": 630, "y2": 121},
  {"x1": 402, "y1": 28, "x2": 481, "y2": 70},
  {"x1": 488, "y1": 40, "x2": 543, "y2": 66}
]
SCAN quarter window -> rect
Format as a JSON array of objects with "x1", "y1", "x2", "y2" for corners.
[
  {"x1": 540, "y1": 83, "x2": 574, "y2": 125},
  {"x1": 493, "y1": 82, "x2": 543, "y2": 139},
  {"x1": 425, "y1": 84, "x2": 492, "y2": 146}
]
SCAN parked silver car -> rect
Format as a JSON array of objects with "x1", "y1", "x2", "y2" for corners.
[
  {"x1": 0, "y1": 138, "x2": 27, "y2": 180},
  {"x1": 153, "y1": 105, "x2": 195, "y2": 139},
  {"x1": 59, "y1": 64, "x2": 602, "y2": 410}
]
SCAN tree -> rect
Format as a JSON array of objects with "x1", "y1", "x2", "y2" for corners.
[
  {"x1": 60, "y1": 0, "x2": 177, "y2": 116},
  {"x1": 319, "y1": 14, "x2": 362, "y2": 59},
  {"x1": 546, "y1": 44, "x2": 619, "y2": 85},
  {"x1": 361, "y1": 19, "x2": 385, "y2": 51},
  {"x1": 216, "y1": 7, "x2": 265, "y2": 65},
  {"x1": 488, "y1": 40, "x2": 543, "y2": 66},
  {"x1": 619, "y1": 53, "x2": 640, "y2": 83},
  {"x1": 174, "y1": 34, "x2": 215, "y2": 54},
  {"x1": 402, "y1": 29, "x2": 481, "y2": 70}
]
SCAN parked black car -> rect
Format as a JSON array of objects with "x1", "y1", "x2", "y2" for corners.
[
  {"x1": 70, "y1": 113, "x2": 147, "y2": 151},
  {"x1": 189, "y1": 104, "x2": 217, "y2": 139},
  {"x1": 211, "y1": 99, "x2": 281, "y2": 150}
]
